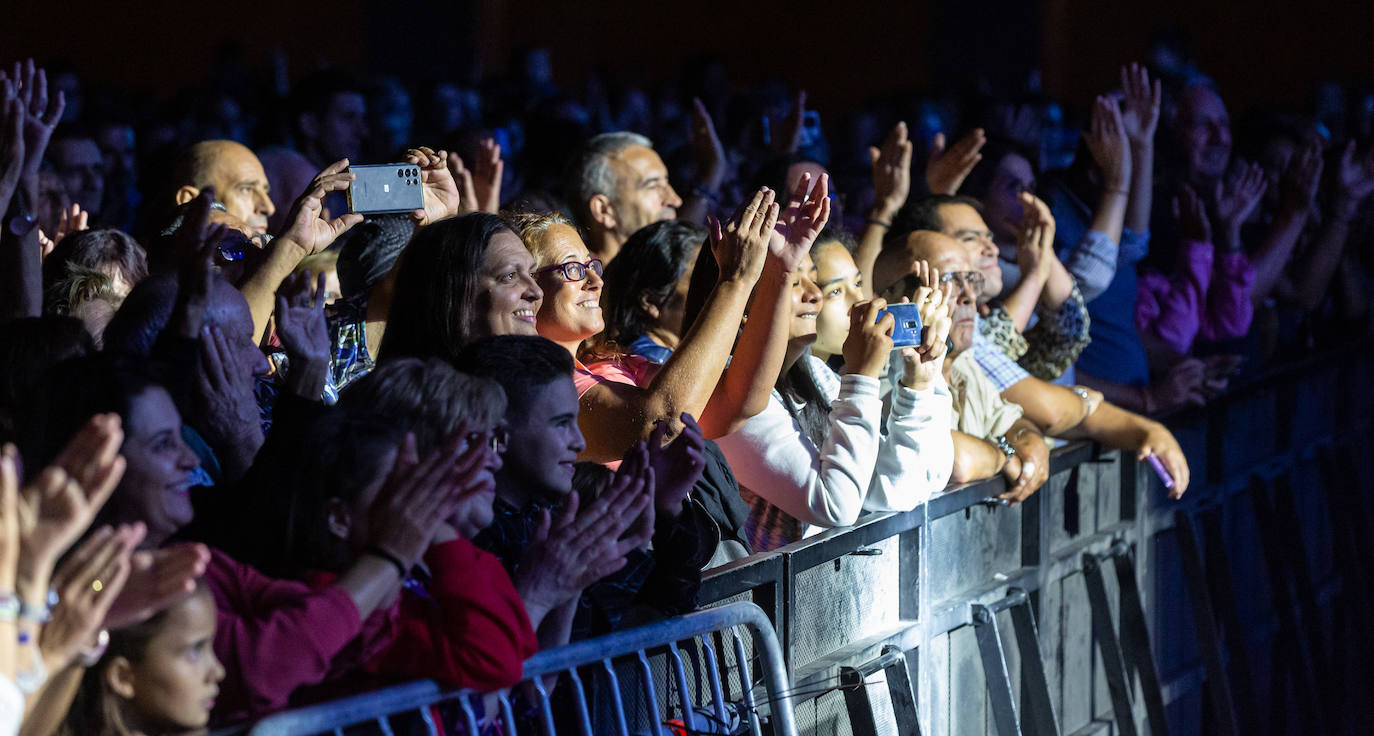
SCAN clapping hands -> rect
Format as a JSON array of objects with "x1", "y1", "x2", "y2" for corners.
[
  {"x1": 707, "y1": 187, "x2": 777, "y2": 286},
  {"x1": 925, "y1": 128, "x2": 986, "y2": 196},
  {"x1": 645, "y1": 413, "x2": 707, "y2": 516},
  {"x1": 449, "y1": 138, "x2": 504, "y2": 214},
  {"x1": 770, "y1": 172, "x2": 832, "y2": 271}
]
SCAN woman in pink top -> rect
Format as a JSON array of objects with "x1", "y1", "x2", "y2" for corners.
[{"x1": 506, "y1": 178, "x2": 831, "y2": 464}]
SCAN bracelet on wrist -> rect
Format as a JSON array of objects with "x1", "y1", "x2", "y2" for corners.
[
  {"x1": 993, "y1": 434, "x2": 1017, "y2": 457},
  {"x1": 866, "y1": 216, "x2": 892, "y2": 229},
  {"x1": 365, "y1": 546, "x2": 409, "y2": 579}
]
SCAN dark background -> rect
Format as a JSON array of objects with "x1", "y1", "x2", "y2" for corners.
[{"x1": 5, "y1": 0, "x2": 1372, "y2": 118}]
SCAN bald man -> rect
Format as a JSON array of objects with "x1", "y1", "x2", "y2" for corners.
[
  {"x1": 173, "y1": 141, "x2": 275, "y2": 234},
  {"x1": 877, "y1": 229, "x2": 1193, "y2": 498}
]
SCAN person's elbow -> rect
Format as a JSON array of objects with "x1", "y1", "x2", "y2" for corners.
[{"x1": 950, "y1": 434, "x2": 994, "y2": 484}]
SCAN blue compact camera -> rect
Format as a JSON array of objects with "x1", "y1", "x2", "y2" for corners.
[{"x1": 877, "y1": 302, "x2": 923, "y2": 348}]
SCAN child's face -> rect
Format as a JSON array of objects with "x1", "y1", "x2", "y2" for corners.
[{"x1": 125, "y1": 590, "x2": 224, "y2": 730}]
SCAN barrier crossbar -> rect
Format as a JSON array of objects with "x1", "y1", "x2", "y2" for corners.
[{"x1": 240, "y1": 601, "x2": 796, "y2": 736}]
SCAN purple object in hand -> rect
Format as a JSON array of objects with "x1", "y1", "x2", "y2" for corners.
[{"x1": 1147, "y1": 453, "x2": 1174, "y2": 490}]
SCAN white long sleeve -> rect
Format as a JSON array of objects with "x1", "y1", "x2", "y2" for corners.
[
  {"x1": 717, "y1": 363, "x2": 883, "y2": 538},
  {"x1": 865, "y1": 378, "x2": 954, "y2": 513}
]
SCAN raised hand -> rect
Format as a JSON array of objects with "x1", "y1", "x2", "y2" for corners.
[
  {"x1": 771, "y1": 172, "x2": 832, "y2": 269},
  {"x1": 1083, "y1": 96, "x2": 1131, "y2": 191},
  {"x1": 281, "y1": 159, "x2": 364, "y2": 254},
  {"x1": 167, "y1": 190, "x2": 230, "y2": 341},
  {"x1": 1335, "y1": 140, "x2": 1374, "y2": 212},
  {"x1": 870, "y1": 122, "x2": 913, "y2": 220},
  {"x1": 843, "y1": 298, "x2": 895, "y2": 379},
  {"x1": 690, "y1": 98, "x2": 728, "y2": 193},
  {"x1": 41, "y1": 524, "x2": 140, "y2": 671},
  {"x1": 104, "y1": 542, "x2": 210, "y2": 630},
  {"x1": 450, "y1": 140, "x2": 505, "y2": 215},
  {"x1": 1172, "y1": 184, "x2": 1212, "y2": 243},
  {"x1": 925, "y1": 128, "x2": 986, "y2": 196},
  {"x1": 8, "y1": 59, "x2": 65, "y2": 190},
  {"x1": 1279, "y1": 140, "x2": 1322, "y2": 216},
  {"x1": 1119, "y1": 63, "x2": 1162, "y2": 149},
  {"x1": 471, "y1": 138, "x2": 504, "y2": 213},
  {"x1": 0, "y1": 77, "x2": 24, "y2": 214},
  {"x1": 195, "y1": 324, "x2": 264, "y2": 454},
  {"x1": 1014, "y1": 192, "x2": 1058, "y2": 280},
  {"x1": 708, "y1": 187, "x2": 777, "y2": 285},
  {"x1": 18, "y1": 415, "x2": 126, "y2": 570},
  {"x1": 274, "y1": 270, "x2": 330, "y2": 364},
  {"x1": 898, "y1": 263, "x2": 952, "y2": 391},
  {"x1": 1213, "y1": 160, "x2": 1267, "y2": 236},
  {"x1": 36, "y1": 203, "x2": 89, "y2": 258},
  {"x1": 645, "y1": 413, "x2": 707, "y2": 515},
  {"x1": 405, "y1": 146, "x2": 462, "y2": 225},
  {"x1": 769, "y1": 89, "x2": 808, "y2": 155}
]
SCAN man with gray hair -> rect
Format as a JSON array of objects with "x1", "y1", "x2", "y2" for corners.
[{"x1": 564, "y1": 132, "x2": 682, "y2": 263}]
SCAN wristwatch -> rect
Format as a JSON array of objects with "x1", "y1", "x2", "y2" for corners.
[{"x1": 994, "y1": 434, "x2": 1017, "y2": 457}]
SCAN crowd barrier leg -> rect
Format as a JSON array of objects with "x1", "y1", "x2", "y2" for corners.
[
  {"x1": 1317, "y1": 443, "x2": 1374, "y2": 731},
  {"x1": 1082, "y1": 549, "x2": 1140, "y2": 736},
  {"x1": 1247, "y1": 474, "x2": 1330, "y2": 734},
  {"x1": 1082, "y1": 539, "x2": 1171, "y2": 736},
  {"x1": 1173, "y1": 511, "x2": 1242, "y2": 736},
  {"x1": 971, "y1": 587, "x2": 1060, "y2": 736},
  {"x1": 839, "y1": 645, "x2": 920, "y2": 736}
]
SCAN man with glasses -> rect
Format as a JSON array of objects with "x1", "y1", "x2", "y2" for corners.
[
  {"x1": 874, "y1": 211, "x2": 1193, "y2": 499},
  {"x1": 885, "y1": 194, "x2": 1091, "y2": 382}
]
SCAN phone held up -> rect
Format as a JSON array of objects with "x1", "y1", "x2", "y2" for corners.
[
  {"x1": 348, "y1": 164, "x2": 425, "y2": 215},
  {"x1": 877, "y1": 302, "x2": 923, "y2": 349}
]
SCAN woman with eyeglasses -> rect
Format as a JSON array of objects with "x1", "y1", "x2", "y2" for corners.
[{"x1": 504, "y1": 186, "x2": 815, "y2": 467}]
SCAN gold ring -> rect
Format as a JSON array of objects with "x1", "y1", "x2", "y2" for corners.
[{"x1": 91, "y1": 579, "x2": 103, "y2": 593}]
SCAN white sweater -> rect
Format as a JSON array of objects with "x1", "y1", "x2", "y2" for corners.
[{"x1": 715, "y1": 354, "x2": 953, "y2": 551}]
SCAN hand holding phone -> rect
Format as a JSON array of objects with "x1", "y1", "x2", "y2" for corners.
[
  {"x1": 877, "y1": 302, "x2": 923, "y2": 349},
  {"x1": 348, "y1": 164, "x2": 425, "y2": 215}
]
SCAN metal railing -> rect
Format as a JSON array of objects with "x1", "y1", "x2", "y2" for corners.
[
  {"x1": 697, "y1": 339, "x2": 1374, "y2": 735},
  {"x1": 239, "y1": 601, "x2": 796, "y2": 736}
]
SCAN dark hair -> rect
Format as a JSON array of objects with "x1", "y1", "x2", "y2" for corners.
[
  {"x1": 62, "y1": 584, "x2": 212, "y2": 736},
  {"x1": 599, "y1": 220, "x2": 706, "y2": 347},
  {"x1": 957, "y1": 137, "x2": 1040, "y2": 202},
  {"x1": 811, "y1": 225, "x2": 857, "y2": 254},
  {"x1": 335, "y1": 214, "x2": 416, "y2": 298},
  {"x1": 376, "y1": 212, "x2": 514, "y2": 364},
  {"x1": 776, "y1": 357, "x2": 832, "y2": 450},
  {"x1": 680, "y1": 233, "x2": 720, "y2": 341},
  {"x1": 338, "y1": 357, "x2": 506, "y2": 455},
  {"x1": 571, "y1": 461, "x2": 613, "y2": 505},
  {"x1": 42, "y1": 230, "x2": 148, "y2": 315},
  {"x1": 247, "y1": 408, "x2": 406, "y2": 578},
  {"x1": 888, "y1": 193, "x2": 984, "y2": 245},
  {"x1": 18, "y1": 354, "x2": 163, "y2": 481},
  {"x1": 454, "y1": 335, "x2": 574, "y2": 419},
  {"x1": 0, "y1": 317, "x2": 94, "y2": 443}
]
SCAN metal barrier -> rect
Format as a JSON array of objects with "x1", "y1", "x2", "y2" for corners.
[
  {"x1": 226, "y1": 340, "x2": 1372, "y2": 736},
  {"x1": 698, "y1": 340, "x2": 1374, "y2": 735},
  {"x1": 239, "y1": 601, "x2": 796, "y2": 736}
]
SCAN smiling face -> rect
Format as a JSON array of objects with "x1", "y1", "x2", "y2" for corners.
[
  {"x1": 937, "y1": 203, "x2": 1002, "y2": 301},
  {"x1": 787, "y1": 253, "x2": 824, "y2": 345},
  {"x1": 475, "y1": 232, "x2": 543, "y2": 338},
  {"x1": 117, "y1": 387, "x2": 200, "y2": 547},
  {"x1": 499, "y1": 377, "x2": 586, "y2": 501},
  {"x1": 810, "y1": 241, "x2": 863, "y2": 359},
  {"x1": 528, "y1": 223, "x2": 606, "y2": 348},
  {"x1": 114, "y1": 588, "x2": 224, "y2": 732},
  {"x1": 1175, "y1": 85, "x2": 1232, "y2": 182}
]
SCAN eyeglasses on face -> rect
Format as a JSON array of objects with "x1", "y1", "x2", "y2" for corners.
[
  {"x1": 535, "y1": 258, "x2": 603, "y2": 283},
  {"x1": 939, "y1": 270, "x2": 987, "y2": 292},
  {"x1": 466, "y1": 427, "x2": 509, "y2": 453}
]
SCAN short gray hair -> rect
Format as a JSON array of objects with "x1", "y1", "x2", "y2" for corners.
[{"x1": 565, "y1": 132, "x2": 652, "y2": 229}]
